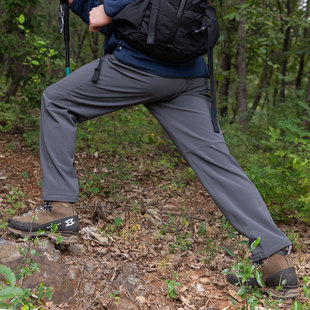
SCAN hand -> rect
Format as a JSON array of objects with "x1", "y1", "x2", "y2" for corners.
[{"x1": 89, "y1": 5, "x2": 112, "y2": 32}]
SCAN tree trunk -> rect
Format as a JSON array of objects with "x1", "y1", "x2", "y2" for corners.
[
  {"x1": 4, "y1": 59, "x2": 27, "y2": 102},
  {"x1": 75, "y1": 27, "x2": 88, "y2": 64},
  {"x1": 279, "y1": 0, "x2": 291, "y2": 103},
  {"x1": 89, "y1": 32, "x2": 100, "y2": 59},
  {"x1": 236, "y1": 0, "x2": 248, "y2": 129},
  {"x1": 219, "y1": 50, "x2": 232, "y2": 117},
  {"x1": 250, "y1": 57, "x2": 270, "y2": 115}
]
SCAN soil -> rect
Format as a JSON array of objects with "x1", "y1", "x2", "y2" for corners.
[{"x1": 0, "y1": 133, "x2": 309, "y2": 310}]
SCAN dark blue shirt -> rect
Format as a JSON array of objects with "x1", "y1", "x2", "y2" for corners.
[{"x1": 71, "y1": 0, "x2": 209, "y2": 78}]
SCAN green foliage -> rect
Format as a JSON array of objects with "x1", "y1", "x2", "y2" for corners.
[
  {"x1": 113, "y1": 217, "x2": 124, "y2": 228},
  {"x1": 223, "y1": 111, "x2": 310, "y2": 224},
  {"x1": 0, "y1": 239, "x2": 52, "y2": 309},
  {"x1": 247, "y1": 118, "x2": 310, "y2": 222},
  {"x1": 0, "y1": 186, "x2": 26, "y2": 231},
  {"x1": 108, "y1": 290, "x2": 120, "y2": 305},
  {"x1": 223, "y1": 238, "x2": 284, "y2": 309},
  {"x1": 0, "y1": 223, "x2": 64, "y2": 308},
  {"x1": 76, "y1": 106, "x2": 166, "y2": 154},
  {"x1": 290, "y1": 276, "x2": 310, "y2": 310},
  {"x1": 0, "y1": 265, "x2": 17, "y2": 287},
  {"x1": 165, "y1": 273, "x2": 183, "y2": 299},
  {"x1": 0, "y1": 13, "x2": 60, "y2": 138}
]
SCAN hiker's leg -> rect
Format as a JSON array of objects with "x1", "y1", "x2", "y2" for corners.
[
  {"x1": 40, "y1": 55, "x2": 188, "y2": 203},
  {"x1": 145, "y1": 77, "x2": 291, "y2": 262}
]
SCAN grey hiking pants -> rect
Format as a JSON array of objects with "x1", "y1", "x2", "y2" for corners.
[{"x1": 40, "y1": 54, "x2": 291, "y2": 261}]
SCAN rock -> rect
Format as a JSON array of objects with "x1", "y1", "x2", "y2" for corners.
[
  {"x1": 114, "y1": 263, "x2": 140, "y2": 295},
  {"x1": 199, "y1": 277, "x2": 210, "y2": 284},
  {"x1": 0, "y1": 239, "x2": 75, "y2": 305},
  {"x1": 81, "y1": 281, "x2": 96, "y2": 296},
  {"x1": 0, "y1": 240, "x2": 23, "y2": 264},
  {"x1": 136, "y1": 295, "x2": 146, "y2": 304},
  {"x1": 22, "y1": 251, "x2": 75, "y2": 305},
  {"x1": 189, "y1": 283, "x2": 205, "y2": 296},
  {"x1": 38, "y1": 239, "x2": 61, "y2": 262}
]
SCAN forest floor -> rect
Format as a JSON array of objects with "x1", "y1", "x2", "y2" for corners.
[{"x1": 0, "y1": 133, "x2": 309, "y2": 310}]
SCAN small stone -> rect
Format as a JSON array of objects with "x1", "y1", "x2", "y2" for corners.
[
  {"x1": 0, "y1": 241, "x2": 23, "y2": 264},
  {"x1": 196, "y1": 283, "x2": 205, "y2": 292},
  {"x1": 136, "y1": 296, "x2": 146, "y2": 304},
  {"x1": 199, "y1": 277, "x2": 210, "y2": 284}
]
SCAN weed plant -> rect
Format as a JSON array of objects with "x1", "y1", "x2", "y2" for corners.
[
  {"x1": 0, "y1": 232, "x2": 53, "y2": 309},
  {"x1": 221, "y1": 104, "x2": 310, "y2": 224},
  {"x1": 223, "y1": 238, "x2": 285, "y2": 309}
]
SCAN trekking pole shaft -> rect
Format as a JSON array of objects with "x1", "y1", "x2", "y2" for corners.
[{"x1": 64, "y1": 0, "x2": 70, "y2": 75}]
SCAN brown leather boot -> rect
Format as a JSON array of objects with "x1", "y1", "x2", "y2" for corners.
[
  {"x1": 8, "y1": 201, "x2": 79, "y2": 244},
  {"x1": 226, "y1": 249, "x2": 298, "y2": 299}
]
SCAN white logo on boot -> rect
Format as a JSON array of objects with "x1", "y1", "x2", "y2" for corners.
[{"x1": 65, "y1": 218, "x2": 75, "y2": 227}]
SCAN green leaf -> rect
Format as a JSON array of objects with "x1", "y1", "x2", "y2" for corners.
[
  {"x1": 254, "y1": 269, "x2": 263, "y2": 287},
  {"x1": 0, "y1": 301, "x2": 10, "y2": 308},
  {"x1": 167, "y1": 284, "x2": 177, "y2": 299},
  {"x1": 113, "y1": 217, "x2": 124, "y2": 227},
  {"x1": 236, "y1": 286, "x2": 247, "y2": 298},
  {"x1": 291, "y1": 300, "x2": 300, "y2": 310},
  {"x1": 221, "y1": 247, "x2": 236, "y2": 257},
  {"x1": 0, "y1": 286, "x2": 24, "y2": 301},
  {"x1": 0, "y1": 265, "x2": 16, "y2": 286},
  {"x1": 250, "y1": 237, "x2": 260, "y2": 251},
  {"x1": 56, "y1": 235, "x2": 63, "y2": 245},
  {"x1": 34, "y1": 40, "x2": 47, "y2": 47},
  {"x1": 31, "y1": 60, "x2": 40, "y2": 66},
  {"x1": 17, "y1": 15, "x2": 25, "y2": 24}
]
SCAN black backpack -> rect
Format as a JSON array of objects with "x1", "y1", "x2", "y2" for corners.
[{"x1": 113, "y1": 0, "x2": 220, "y2": 64}]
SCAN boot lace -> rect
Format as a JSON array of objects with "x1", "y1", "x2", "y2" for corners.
[{"x1": 22, "y1": 201, "x2": 53, "y2": 217}]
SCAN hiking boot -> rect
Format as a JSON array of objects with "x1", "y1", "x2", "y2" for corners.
[
  {"x1": 8, "y1": 201, "x2": 79, "y2": 244},
  {"x1": 226, "y1": 248, "x2": 298, "y2": 299}
]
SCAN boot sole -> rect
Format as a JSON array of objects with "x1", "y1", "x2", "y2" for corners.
[
  {"x1": 263, "y1": 287, "x2": 299, "y2": 299},
  {"x1": 8, "y1": 227, "x2": 78, "y2": 244}
]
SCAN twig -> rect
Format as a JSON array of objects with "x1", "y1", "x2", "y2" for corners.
[
  {"x1": 77, "y1": 205, "x2": 127, "y2": 212},
  {"x1": 124, "y1": 288, "x2": 141, "y2": 310},
  {"x1": 205, "y1": 297, "x2": 210, "y2": 307},
  {"x1": 76, "y1": 153, "x2": 87, "y2": 173},
  {"x1": 69, "y1": 262, "x2": 85, "y2": 301}
]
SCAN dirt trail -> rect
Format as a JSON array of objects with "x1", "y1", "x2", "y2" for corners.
[{"x1": 0, "y1": 133, "x2": 309, "y2": 309}]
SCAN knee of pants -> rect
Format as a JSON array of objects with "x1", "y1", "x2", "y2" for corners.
[{"x1": 41, "y1": 82, "x2": 65, "y2": 112}]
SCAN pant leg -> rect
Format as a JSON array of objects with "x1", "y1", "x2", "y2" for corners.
[
  {"x1": 40, "y1": 54, "x2": 188, "y2": 202},
  {"x1": 145, "y1": 77, "x2": 291, "y2": 261}
]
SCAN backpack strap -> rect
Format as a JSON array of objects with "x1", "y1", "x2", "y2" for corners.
[
  {"x1": 147, "y1": 0, "x2": 160, "y2": 44},
  {"x1": 208, "y1": 49, "x2": 220, "y2": 133}
]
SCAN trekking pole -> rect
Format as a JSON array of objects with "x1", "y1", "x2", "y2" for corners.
[{"x1": 59, "y1": 0, "x2": 70, "y2": 76}]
